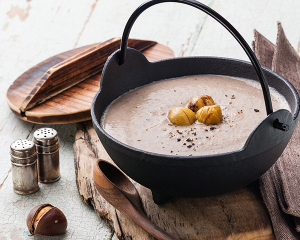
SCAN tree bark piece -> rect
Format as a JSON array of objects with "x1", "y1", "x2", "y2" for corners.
[{"x1": 74, "y1": 120, "x2": 275, "y2": 240}]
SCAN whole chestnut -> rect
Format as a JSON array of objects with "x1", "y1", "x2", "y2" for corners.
[
  {"x1": 197, "y1": 105, "x2": 223, "y2": 125},
  {"x1": 26, "y1": 203, "x2": 67, "y2": 236},
  {"x1": 168, "y1": 107, "x2": 196, "y2": 126},
  {"x1": 188, "y1": 95, "x2": 215, "y2": 112}
]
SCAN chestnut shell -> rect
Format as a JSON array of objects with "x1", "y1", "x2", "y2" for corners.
[{"x1": 26, "y1": 203, "x2": 67, "y2": 236}]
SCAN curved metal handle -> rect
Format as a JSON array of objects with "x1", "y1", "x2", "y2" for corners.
[{"x1": 119, "y1": 0, "x2": 273, "y2": 115}]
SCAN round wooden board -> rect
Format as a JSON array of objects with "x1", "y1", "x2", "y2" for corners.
[{"x1": 6, "y1": 42, "x2": 174, "y2": 124}]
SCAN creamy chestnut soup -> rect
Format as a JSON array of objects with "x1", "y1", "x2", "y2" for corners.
[{"x1": 101, "y1": 75, "x2": 290, "y2": 156}]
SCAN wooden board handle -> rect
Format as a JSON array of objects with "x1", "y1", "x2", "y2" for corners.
[{"x1": 20, "y1": 38, "x2": 157, "y2": 112}]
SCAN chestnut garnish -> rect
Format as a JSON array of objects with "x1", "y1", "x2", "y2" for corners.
[
  {"x1": 26, "y1": 204, "x2": 67, "y2": 236},
  {"x1": 168, "y1": 107, "x2": 196, "y2": 126},
  {"x1": 188, "y1": 95, "x2": 215, "y2": 112},
  {"x1": 197, "y1": 105, "x2": 223, "y2": 125}
]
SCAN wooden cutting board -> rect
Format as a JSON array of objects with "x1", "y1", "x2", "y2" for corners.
[
  {"x1": 6, "y1": 40, "x2": 172, "y2": 124},
  {"x1": 73, "y1": 120, "x2": 275, "y2": 240}
]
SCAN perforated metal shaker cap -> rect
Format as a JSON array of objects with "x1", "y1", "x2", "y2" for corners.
[
  {"x1": 33, "y1": 128, "x2": 58, "y2": 146},
  {"x1": 10, "y1": 139, "x2": 36, "y2": 159}
]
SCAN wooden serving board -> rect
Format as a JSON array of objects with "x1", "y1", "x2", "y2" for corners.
[
  {"x1": 74, "y1": 121, "x2": 275, "y2": 240},
  {"x1": 6, "y1": 41, "x2": 172, "y2": 124}
]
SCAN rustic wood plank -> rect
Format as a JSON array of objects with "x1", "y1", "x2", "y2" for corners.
[
  {"x1": 191, "y1": 0, "x2": 300, "y2": 61},
  {"x1": 76, "y1": 0, "x2": 214, "y2": 57},
  {"x1": 0, "y1": 1, "x2": 120, "y2": 239},
  {"x1": 6, "y1": 41, "x2": 173, "y2": 124},
  {"x1": 74, "y1": 120, "x2": 275, "y2": 240}
]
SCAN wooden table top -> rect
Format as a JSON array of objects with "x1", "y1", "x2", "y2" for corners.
[{"x1": 1, "y1": 0, "x2": 300, "y2": 239}]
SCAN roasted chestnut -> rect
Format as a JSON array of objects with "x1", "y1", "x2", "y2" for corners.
[
  {"x1": 26, "y1": 203, "x2": 67, "y2": 236},
  {"x1": 168, "y1": 107, "x2": 196, "y2": 126},
  {"x1": 188, "y1": 95, "x2": 215, "y2": 112},
  {"x1": 197, "y1": 105, "x2": 223, "y2": 125}
]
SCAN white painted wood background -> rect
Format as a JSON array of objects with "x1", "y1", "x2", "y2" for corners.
[{"x1": 0, "y1": 0, "x2": 299, "y2": 239}]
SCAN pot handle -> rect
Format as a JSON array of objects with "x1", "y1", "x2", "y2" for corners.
[{"x1": 118, "y1": 0, "x2": 273, "y2": 115}]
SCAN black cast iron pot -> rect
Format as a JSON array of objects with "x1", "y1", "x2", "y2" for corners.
[{"x1": 91, "y1": 0, "x2": 300, "y2": 204}]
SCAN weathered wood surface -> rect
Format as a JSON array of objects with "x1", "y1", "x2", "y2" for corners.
[
  {"x1": 74, "y1": 121, "x2": 275, "y2": 240},
  {"x1": 1, "y1": 0, "x2": 300, "y2": 239},
  {"x1": 7, "y1": 39, "x2": 162, "y2": 124}
]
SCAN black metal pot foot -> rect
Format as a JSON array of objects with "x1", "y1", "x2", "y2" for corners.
[{"x1": 151, "y1": 190, "x2": 173, "y2": 205}]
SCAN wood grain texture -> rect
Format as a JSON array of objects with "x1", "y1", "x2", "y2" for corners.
[
  {"x1": 74, "y1": 120, "x2": 275, "y2": 240},
  {"x1": 93, "y1": 160, "x2": 178, "y2": 240},
  {"x1": 6, "y1": 41, "x2": 173, "y2": 124},
  {"x1": 192, "y1": 0, "x2": 300, "y2": 62},
  {"x1": 19, "y1": 38, "x2": 157, "y2": 112}
]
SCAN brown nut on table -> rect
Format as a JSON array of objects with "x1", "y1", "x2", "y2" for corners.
[
  {"x1": 188, "y1": 95, "x2": 215, "y2": 112},
  {"x1": 168, "y1": 107, "x2": 196, "y2": 126},
  {"x1": 197, "y1": 105, "x2": 222, "y2": 125},
  {"x1": 26, "y1": 203, "x2": 67, "y2": 236}
]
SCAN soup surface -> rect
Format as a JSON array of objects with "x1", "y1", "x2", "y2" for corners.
[{"x1": 101, "y1": 75, "x2": 290, "y2": 156}]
